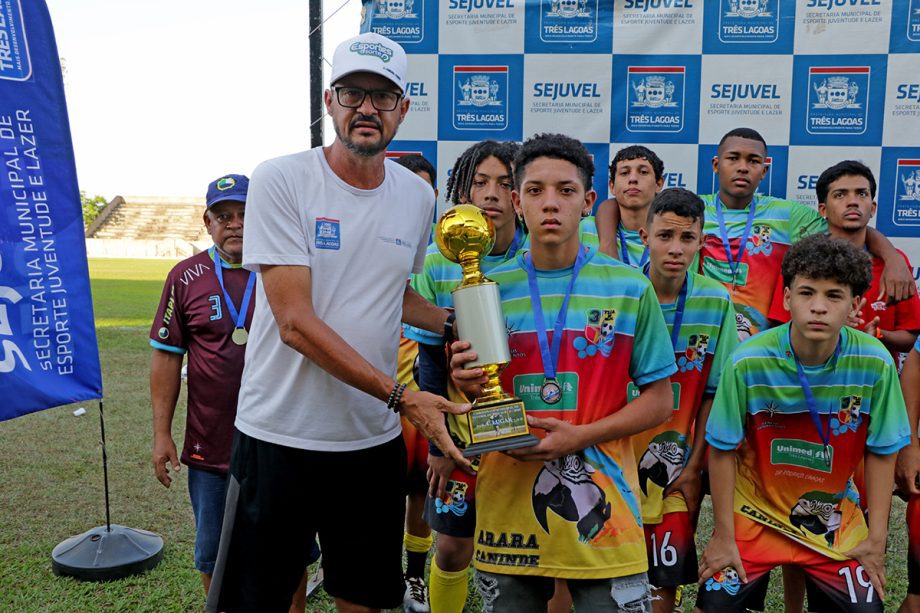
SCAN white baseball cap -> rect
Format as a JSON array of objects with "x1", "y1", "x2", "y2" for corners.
[{"x1": 330, "y1": 32, "x2": 408, "y2": 93}]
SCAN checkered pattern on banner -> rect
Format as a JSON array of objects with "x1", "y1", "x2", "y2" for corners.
[{"x1": 361, "y1": 0, "x2": 920, "y2": 245}]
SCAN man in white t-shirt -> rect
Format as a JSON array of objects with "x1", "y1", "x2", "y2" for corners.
[{"x1": 206, "y1": 33, "x2": 471, "y2": 613}]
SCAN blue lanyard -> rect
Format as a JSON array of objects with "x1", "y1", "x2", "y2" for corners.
[
  {"x1": 714, "y1": 196, "x2": 757, "y2": 289},
  {"x1": 618, "y1": 225, "x2": 649, "y2": 269},
  {"x1": 524, "y1": 246, "x2": 588, "y2": 382},
  {"x1": 212, "y1": 248, "x2": 256, "y2": 331},
  {"x1": 507, "y1": 226, "x2": 522, "y2": 260},
  {"x1": 790, "y1": 329, "x2": 842, "y2": 468},
  {"x1": 644, "y1": 265, "x2": 688, "y2": 350}
]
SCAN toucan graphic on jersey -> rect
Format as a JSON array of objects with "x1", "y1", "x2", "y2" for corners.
[
  {"x1": 790, "y1": 490, "x2": 843, "y2": 547},
  {"x1": 532, "y1": 454, "x2": 611, "y2": 543},
  {"x1": 637, "y1": 431, "x2": 688, "y2": 495}
]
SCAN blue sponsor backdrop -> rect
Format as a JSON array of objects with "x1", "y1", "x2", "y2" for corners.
[
  {"x1": 363, "y1": 0, "x2": 920, "y2": 243},
  {"x1": 0, "y1": 0, "x2": 103, "y2": 420}
]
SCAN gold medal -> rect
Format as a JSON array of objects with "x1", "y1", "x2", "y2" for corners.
[{"x1": 231, "y1": 328, "x2": 248, "y2": 345}]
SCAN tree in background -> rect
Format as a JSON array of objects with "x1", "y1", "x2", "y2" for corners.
[{"x1": 82, "y1": 192, "x2": 107, "y2": 226}]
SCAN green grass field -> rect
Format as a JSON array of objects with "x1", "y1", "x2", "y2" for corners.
[{"x1": 0, "y1": 258, "x2": 911, "y2": 611}]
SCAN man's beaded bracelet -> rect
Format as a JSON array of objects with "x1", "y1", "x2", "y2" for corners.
[{"x1": 386, "y1": 382, "x2": 408, "y2": 412}]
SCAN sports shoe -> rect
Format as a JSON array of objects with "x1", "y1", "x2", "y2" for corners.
[{"x1": 403, "y1": 576, "x2": 430, "y2": 613}]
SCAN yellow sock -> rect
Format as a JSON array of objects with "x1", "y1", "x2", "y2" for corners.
[
  {"x1": 429, "y1": 561, "x2": 469, "y2": 613},
  {"x1": 404, "y1": 531, "x2": 433, "y2": 553}
]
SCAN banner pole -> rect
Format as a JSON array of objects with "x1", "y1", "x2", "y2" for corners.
[
  {"x1": 51, "y1": 398, "x2": 164, "y2": 580},
  {"x1": 309, "y1": 0, "x2": 324, "y2": 148},
  {"x1": 98, "y1": 400, "x2": 112, "y2": 532}
]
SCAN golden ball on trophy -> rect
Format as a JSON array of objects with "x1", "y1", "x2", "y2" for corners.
[{"x1": 435, "y1": 204, "x2": 495, "y2": 287}]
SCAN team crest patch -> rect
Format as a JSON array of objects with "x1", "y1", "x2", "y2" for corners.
[
  {"x1": 678, "y1": 333, "x2": 709, "y2": 372},
  {"x1": 626, "y1": 66, "x2": 685, "y2": 134},
  {"x1": 315, "y1": 217, "x2": 341, "y2": 250},
  {"x1": 435, "y1": 480, "x2": 470, "y2": 517},
  {"x1": 746, "y1": 224, "x2": 773, "y2": 256},
  {"x1": 638, "y1": 431, "x2": 688, "y2": 495},
  {"x1": 790, "y1": 490, "x2": 843, "y2": 547},
  {"x1": 806, "y1": 66, "x2": 870, "y2": 136},
  {"x1": 831, "y1": 395, "x2": 863, "y2": 436},
  {"x1": 574, "y1": 308, "x2": 615, "y2": 358},
  {"x1": 705, "y1": 567, "x2": 742, "y2": 596},
  {"x1": 217, "y1": 177, "x2": 236, "y2": 190}
]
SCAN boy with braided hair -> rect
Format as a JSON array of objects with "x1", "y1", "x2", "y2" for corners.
[{"x1": 405, "y1": 140, "x2": 524, "y2": 613}]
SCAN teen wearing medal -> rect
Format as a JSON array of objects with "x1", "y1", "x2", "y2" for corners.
[
  {"x1": 405, "y1": 140, "x2": 524, "y2": 613},
  {"x1": 449, "y1": 133, "x2": 676, "y2": 611},
  {"x1": 595, "y1": 145, "x2": 665, "y2": 268},
  {"x1": 697, "y1": 127, "x2": 913, "y2": 342},
  {"x1": 627, "y1": 188, "x2": 738, "y2": 613},
  {"x1": 698, "y1": 234, "x2": 910, "y2": 612}
]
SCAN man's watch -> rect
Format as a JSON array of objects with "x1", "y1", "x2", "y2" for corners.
[{"x1": 444, "y1": 313, "x2": 456, "y2": 344}]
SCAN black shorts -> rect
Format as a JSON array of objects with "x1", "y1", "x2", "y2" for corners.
[{"x1": 208, "y1": 430, "x2": 407, "y2": 611}]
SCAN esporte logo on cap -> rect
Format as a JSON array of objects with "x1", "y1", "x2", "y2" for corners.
[{"x1": 349, "y1": 41, "x2": 394, "y2": 62}]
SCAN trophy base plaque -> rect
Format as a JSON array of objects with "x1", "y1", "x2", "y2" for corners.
[{"x1": 463, "y1": 397, "x2": 539, "y2": 457}]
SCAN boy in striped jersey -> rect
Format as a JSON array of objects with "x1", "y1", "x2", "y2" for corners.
[
  {"x1": 698, "y1": 128, "x2": 913, "y2": 341},
  {"x1": 698, "y1": 234, "x2": 910, "y2": 612},
  {"x1": 630, "y1": 188, "x2": 738, "y2": 612},
  {"x1": 897, "y1": 337, "x2": 920, "y2": 613},
  {"x1": 450, "y1": 133, "x2": 676, "y2": 611},
  {"x1": 767, "y1": 160, "x2": 920, "y2": 361},
  {"x1": 595, "y1": 146, "x2": 665, "y2": 267},
  {"x1": 406, "y1": 140, "x2": 524, "y2": 613}
]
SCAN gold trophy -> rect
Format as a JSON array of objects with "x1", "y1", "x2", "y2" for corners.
[{"x1": 436, "y1": 204, "x2": 538, "y2": 457}]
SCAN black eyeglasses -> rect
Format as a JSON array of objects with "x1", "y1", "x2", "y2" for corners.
[{"x1": 333, "y1": 86, "x2": 403, "y2": 111}]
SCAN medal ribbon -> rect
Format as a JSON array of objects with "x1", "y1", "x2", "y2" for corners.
[
  {"x1": 507, "y1": 226, "x2": 523, "y2": 260},
  {"x1": 714, "y1": 196, "x2": 757, "y2": 287},
  {"x1": 789, "y1": 329, "x2": 842, "y2": 467},
  {"x1": 644, "y1": 265, "x2": 688, "y2": 350},
  {"x1": 524, "y1": 245, "x2": 588, "y2": 383},
  {"x1": 618, "y1": 225, "x2": 649, "y2": 269},
  {"x1": 212, "y1": 248, "x2": 256, "y2": 332}
]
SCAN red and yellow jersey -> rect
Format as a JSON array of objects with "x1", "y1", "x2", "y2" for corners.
[
  {"x1": 706, "y1": 325, "x2": 910, "y2": 559},
  {"x1": 768, "y1": 250, "x2": 920, "y2": 362},
  {"x1": 699, "y1": 194, "x2": 826, "y2": 340},
  {"x1": 630, "y1": 273, "x2": 738, "y2": 524},
  {"x1": 474, "y1": 247, "x2": 677, "y2": 579}
]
